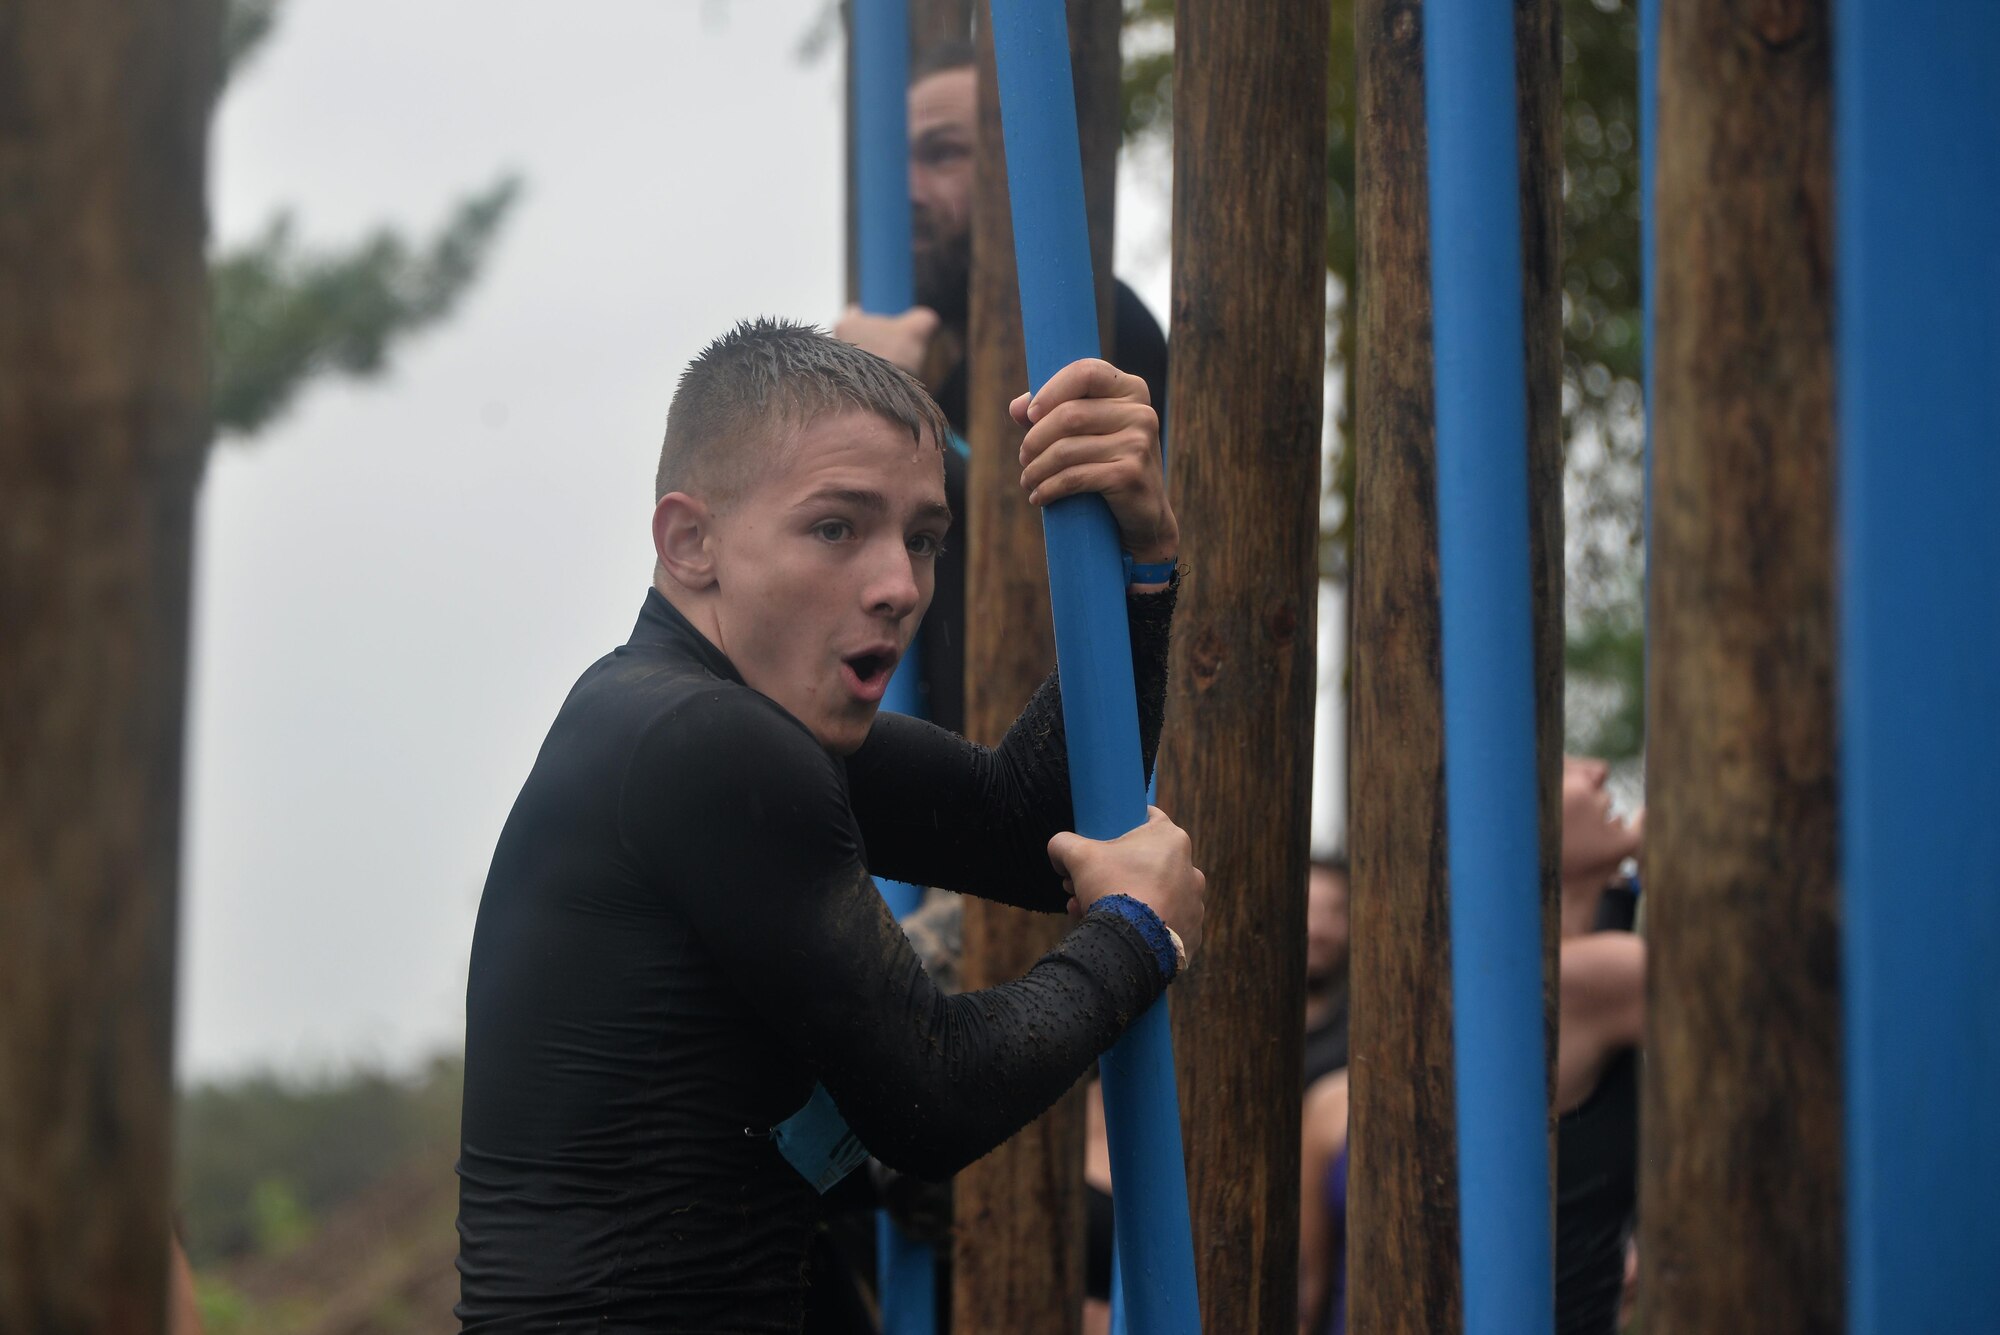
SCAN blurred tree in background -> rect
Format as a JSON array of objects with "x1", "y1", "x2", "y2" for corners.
[
  {"x1": 176, "y1": 7, "x2": 516, "y2": 1314},
  {"x1": 1121, "y1": 0, "x2": 1647, "y2": 760},
  {"x1": 178, "y1": 1059, "x2": 464, "y2": 1333},
  {"x1": 214, "y1": 0, "x2": 521, "y2": 437},
  {"x1": 177, "y1": 1057, "x2": 462, "y2": 1266}
]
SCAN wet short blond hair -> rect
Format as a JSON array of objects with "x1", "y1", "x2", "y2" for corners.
[{"x1": 655, "y1": 318, "x2": 950, "y2": 506}]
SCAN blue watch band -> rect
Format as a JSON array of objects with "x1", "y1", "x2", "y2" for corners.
[
  {"x1": 1122, "y1": 552, "x2": 1178, "y2": 587},
  {"x1": 1089, "y1": 894, "x2": 1180, "y2": 983}
]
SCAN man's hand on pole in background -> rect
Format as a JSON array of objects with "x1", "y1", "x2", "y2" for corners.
[{"x1": 834, "y1": 304, "x2": 941, "y2": 377}]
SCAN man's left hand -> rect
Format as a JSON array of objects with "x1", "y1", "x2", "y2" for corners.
[{"x1": 1012, "y1": 359, "x2": 1179, "y2": 575}]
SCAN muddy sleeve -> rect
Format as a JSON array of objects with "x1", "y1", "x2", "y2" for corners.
[{"x1": 621, "y1": 689, "x2": 1172, "y2": 1180}]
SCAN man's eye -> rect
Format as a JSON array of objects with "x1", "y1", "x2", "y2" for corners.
[
  {"x1": 908, "y1": 533, "x2": 944, "y2": 558},
  {"x1": 814, "y1": 521, "x2": 853, "y2": 542}
]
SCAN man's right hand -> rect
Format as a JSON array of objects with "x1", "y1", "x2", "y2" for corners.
[
  {"x1": 1048, "y1": 806, "x2": 1207, "y2": 965},
  {"x1": 833, "y1": 304, "x2": 941, "y2": 377}
]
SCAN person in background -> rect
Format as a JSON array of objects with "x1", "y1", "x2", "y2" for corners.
[
  {"x1": 1298, "y1": 759, "x2": 1645, "y2": 1335},
  {"x1": 1302, "y1": 855, "x2": 1351, "y2": 1089},
  {"x1": 1084, "y1": 853, "x2": 1350, "y2": 1333},
  {"x1": 1297, "y1": 855, "x2": 1354, "y2": 1335},
  {"x1": 836, "y1": 38, "x2": 1169, "y2": 735},
  {"x1": 1297, "y1": 1069, "x2": 1349, "y2": 1335},
  {"x1": 1551, "y1": 756, "x2": 1644, "y2": 1335}
]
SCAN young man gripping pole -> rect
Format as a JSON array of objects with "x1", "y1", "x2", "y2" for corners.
[{"x1": 453, "y1": 319, "x2": 1203, "y2": 1333}]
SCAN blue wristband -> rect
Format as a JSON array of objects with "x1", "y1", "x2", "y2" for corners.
[
  {"x1": 1122, "y1": 552, "x2": 1177, "y2": 587},
  {"x1": 1089, "y1": 893, "x2": 1180, "y2": 982}
]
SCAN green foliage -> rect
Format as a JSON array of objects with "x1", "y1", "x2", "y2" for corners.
[
  {"x1": 176, "y1": 1056, "x2": 463, "y2": 1266},
  {"x1": 221, "y1": 0, "x2": 281, "y2": 82},
  {"x1": 194, "y1": 1275, "x2": 256, "y2": 1335},
  {"x1": 212, "y1": 0, "x2": 523, "y2": 439},
  {"x1": 212, "y1": 176, "x2": 523, "y2": 436},
  {"x1": 1565, "y1": 614, "x2": 1645, "y2": 760},
  {"x1": 249, "y1": 1176, "x2": 315, "y2": 1256}
]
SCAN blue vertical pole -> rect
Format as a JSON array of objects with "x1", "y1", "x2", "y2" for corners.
[
  {"x1": 1834, "y1": 5, "x2": 2000, "y2": 1332},
  {"x1": 855, "y1": 0, "x2": 925, "y2": 921},
  {"x1": 1108, "y1": 1237, "x2": 1127, "y2": 1335},
  {"x1": 876, "y1": 1210, "x2": 937, "y2": 1335},
  {"x1": 855, "y1": 4, "x2": 936, "y2": 1329},
  {"x1": 988, "y1": 3, "x2": 1201, "y2": 1331},
  {"x1": 1420, "y1": 3, "x2": 1556, "y2": 1334},
  {"x1": 855, "y1": 0, "x2": 915, "y2": 317}
]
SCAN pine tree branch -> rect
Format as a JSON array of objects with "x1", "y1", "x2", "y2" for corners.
[{"x1": 212, "y1": 176, "x2": 524, "y2": 438}]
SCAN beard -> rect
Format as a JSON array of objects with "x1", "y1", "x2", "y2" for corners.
[
  {"x1": 912, "y1": 214, "x2": 971, "y2": 325},
  {"x1": 1305, "y1": 956, "x2": 1347, "y2": 998}
]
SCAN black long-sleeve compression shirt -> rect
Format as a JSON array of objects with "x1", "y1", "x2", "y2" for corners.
[{"x1": 455, "y1": 583, "x2": 1177, "y2": 1333}]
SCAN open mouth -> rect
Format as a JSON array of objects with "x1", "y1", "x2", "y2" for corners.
[
  {"x1": 841, "y1": 647, "x2": 899, "y2": 702},
  {"x1": 846, "y1": 651, "x2": 892, "y2": 685}
]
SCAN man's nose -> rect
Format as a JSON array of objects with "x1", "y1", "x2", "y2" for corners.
[{"x1": 867, "y1": 541, "x2": 921, "y2": 621}]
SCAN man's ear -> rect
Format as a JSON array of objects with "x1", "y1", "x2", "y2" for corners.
[{"x1": 652, "y1": 491, "x2": 718, "y2": 591}]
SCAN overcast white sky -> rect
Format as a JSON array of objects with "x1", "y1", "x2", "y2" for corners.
[{"x1": 179, "y1": 0, "x2": 1338, "y2": 1082}]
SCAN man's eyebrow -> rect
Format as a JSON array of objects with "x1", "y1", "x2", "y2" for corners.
[
  {"x1": 795, "y1": 487, "x2": 889, "y2": 514},
  {"x1": 794, "y1": 489, "x2": 952, "y2": 526}
]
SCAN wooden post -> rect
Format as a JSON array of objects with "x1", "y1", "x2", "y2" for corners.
[
  {"x1": 1349, "y1": 0, "x2": 1561, "y2": 1326},
  {"x1": 0, "y1": 1, "x2": 216, "y2": 1330},
  {"x1": 1515, "y1": 0, "x2": 1567, "y2": 1143},
  {"x1": 951, "y1": 3, "x2": 1118, "y2": 1329},
  {"x1": 1350, "y1": 1, "x2": 1460, "y2": 1318},
  {"x1": 910, "y1": 0, "x2": 973, "y2": 51},
  {"x1": 1156, "y1": 0, "x2": 1327, "y2": 1330},
  {"x1": 1641, "y1": 2, "x2": 1843, "y2": 1331}
]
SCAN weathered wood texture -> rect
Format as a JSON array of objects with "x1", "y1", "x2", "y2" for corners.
[
  {"x1": 1349, "y1": 5, "x2": 1460, "y2": 1327},
  {"x1": 951, "y1": 3, "x2": 1118, "y2": 1329},
  {"x1": 1516, "y1": 0, "x2": 1566, "y2": 1135},
  {"x1": 0, "y1": 2, "x2": 216, "y2": 1330},
  {"x1": 910, "y1": 0, "x2": 974, "y2": 51},
  {"x1": 1157, "y1": 0, "x2": 1328, "y2": 1329},
  {"x1": 1349, "y1": 0, "x2": 1562, "y2": 1327},
  {"x1": 1640, "y1": 3, "x2": 1843, "y2": 1331}
]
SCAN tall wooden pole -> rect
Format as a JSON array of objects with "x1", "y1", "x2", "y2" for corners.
[
  {"x1": 0, "y1": 1, "x2": 216, "y2": 1330},
  {"x1": 1516, "y1": 0, "x2": 1567, "y2": 1145},
  {"x1": 1349, "y1": 0, "x2": 1561, "y2": 1327},
  {"x1": 1349, "y1": 3, "x2": 1460, "y2": 1322},
  {"x1": 1641, "y1": 2, "x2": 1843, "y2": 1331},
  {"x1": 1157, "y1": 0, "x2": 1326, "y2": 1329},
  {"x1": 952, "y1": 3, "x2": 1118, "y2": 1329},
  {"x1": 909, "y1": 0, "x2": 973, "y2": 51}
]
